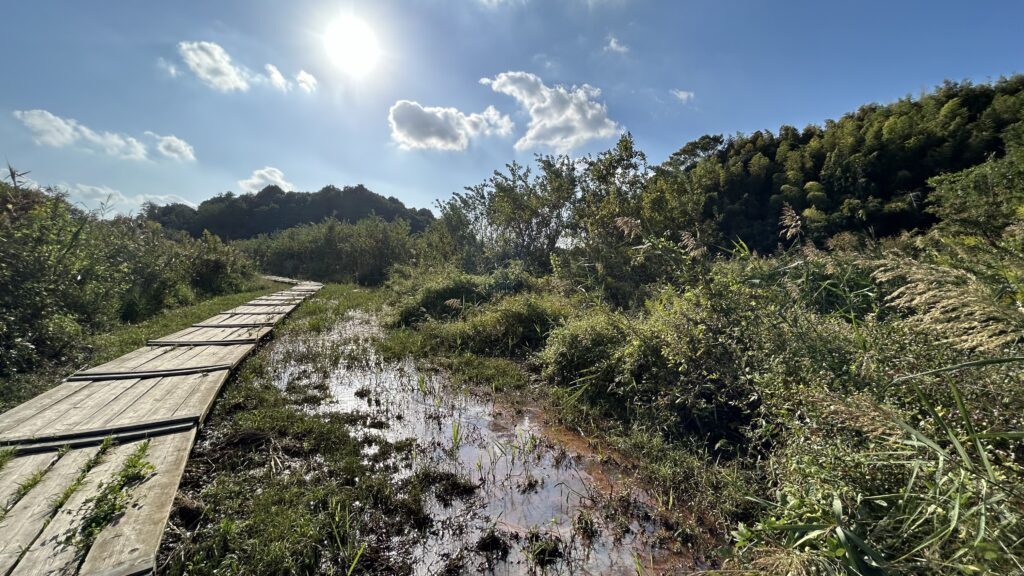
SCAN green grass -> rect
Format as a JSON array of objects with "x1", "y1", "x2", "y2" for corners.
[
  {"x1": 0, "y1": 278, "x2": 288, "y2": 413},
  {"x1": 76, "y1": 441, "x2": 155, "y2": 552}
]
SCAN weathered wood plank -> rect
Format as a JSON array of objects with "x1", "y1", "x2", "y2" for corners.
[
  {"x1": 0, "y1": 452, "x2": 59, "y2": 513},
  {"x1": 0, "y1": 382, "x2": 92, "y2": 435},
  {"x1": 225, "y1": 305, "x2": 295, "y2": 314},
  {"x1": 10, "y1": 443, "x2": 139, "y2": 576},
  {"x1": 0, "y1": 447, "x2": 100, "y2": 574},
  {"x1": 66, "y1": 364, "x2": 232, "y2": 382},
  {"x1": 78, "y1": 429, "x2": 196, "y2": 576}
]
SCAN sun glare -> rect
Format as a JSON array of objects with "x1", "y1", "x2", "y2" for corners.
[{"x1": 324, "y1": 15, "x2": 381, "y2": 78}]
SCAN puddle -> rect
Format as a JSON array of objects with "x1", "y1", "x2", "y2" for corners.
[{"x1": 271, "y1": 311, "x2": 689, "y2": 575}]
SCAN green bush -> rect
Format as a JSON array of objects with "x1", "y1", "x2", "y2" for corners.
[
  {"x1": 430, "y1": 292, "x2": 571, "y2": 356},
  {"x1": 236, "y1": 216, "x2": 412, "y2": 285},
  {"x1": 388, "y1": 263, "x2": 537, "y2": 326}
]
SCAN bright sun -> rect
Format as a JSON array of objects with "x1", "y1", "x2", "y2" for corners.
[{"x1": 324, "y1": 15, "x2": 381, "y2": 78}]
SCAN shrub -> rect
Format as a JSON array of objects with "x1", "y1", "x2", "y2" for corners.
[
  {"x1": 430, "y1": 292, "x2": 571, "y2": 356},
  {"x1": 0, "y1": 181, "x2": 255, "y2": 374}
]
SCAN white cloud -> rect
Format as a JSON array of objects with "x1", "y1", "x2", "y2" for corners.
[
  {"x1": 388, "y1": 100, "x2": 513, "y2": 151},
  {"x1": 157, "y1": 57, "x2": 180, "y2": 78},
  {"x1": 144, "y1": 131, "x2": 196, "y2": 162},
  {"x1": 178, "y1": 41, "x2": 251, "y2": 92},
  {"x1": 295, "y1": 70, "x2": 318, "y2": 93},
  {"x1": 238, "y1": 166, "x2": 294, "y2": 193},
  {"x1": 265, "y1": 64, "x2": 291, "y2": 92},
  {"x1": 13, "y1": 109, "x2": 78, "y2": 147},
  {"x1": 480, "y1": 71, "x2": 619, "y2": 153},
  {"x1": 13, "y1": 109, "x2": 147, "y2": 161},
  {"x1": 605, "y1": 35, "x2": 629, "y2": 54},
  {"x1": 670, "y1": 89, "x2": 695, "y2": 104},
  {"x1": 60, "y1": 182, "x2": 194, "y2": 216}
]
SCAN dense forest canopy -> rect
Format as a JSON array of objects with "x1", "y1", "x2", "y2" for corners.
[
  {"x1": 652, "y1": 76, "x2": 1024, "y2": 252},
  {"x1": 145, "y1": 183, "x2": 434, "y2": 240}
]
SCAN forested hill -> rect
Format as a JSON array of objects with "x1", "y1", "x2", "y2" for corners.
[
  {"x1": 145, "y1": 184, "x2": 434, "y2": 240},
  {"x1": 653, "y1": 76, "x2": 1024, "y2": 252}
]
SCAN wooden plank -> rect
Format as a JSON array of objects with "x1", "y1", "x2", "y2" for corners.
[
  {"x1": 76, "y1": 346, "x2": 195, "y2": 376},
  {"x1": 225, "y1": 305, "x2": 295, "y2": 314},
  {"x1": 7, "y1": 422, "x2": 196, "y2": 455},
  {"x1": 0, "y1": 382, "x2": 93, "y2": 435},
  {"x1": 0, "y1": 452, "x2": 59, "y2": 513},
  {"x1": 192, "y1": 322, "x2": 275, "y2": 328},
  {"x1": 167, "y1": 371, "x2": 233, "y2": 423},
  {"x1": 145, "y1": 339, "x2": 259, "y2": 347},
  {"x1": 66, "y1": 364, "x2": 233, "y2": 382},
  {"x1": 0, "y1": 372, "x2": 229, "y2": 447},
  {"x1": 151, "y1": 326, "x2": 270, "y2": 344},
  {"x1": 10, "y1": 443, "x2": 139, "y2": 576},
  {"x1": 0, "y1": 447, "x2": 100, "y2": 574},
  {"x1": 75, "y1": 345, "x2": 252, "y2": 377},
  {"x1": 0, "y1": 380, "x2": 143, "y2": 441},
  {"x1": 0, "y1": 381, "x2": 122, "y2": 438},
  {"x1": 79, "y1": 429, "x2": 196, "y2": 576}
]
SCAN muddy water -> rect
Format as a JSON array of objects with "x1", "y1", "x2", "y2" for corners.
[{"x1": 272, "y1": 312, "x2": 687, "y2": 575}]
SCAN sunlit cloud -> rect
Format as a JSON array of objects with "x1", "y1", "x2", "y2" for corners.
[
  {"x1": 145, "y1": 131, "x2": 196, "y2": 162},
  {"x1": 388, "y1": 100, "x2": 513, "y2": 151},
  {"x1": 295, "y1": 70, "x2": 318, "y2": 93},
  {"x1": 13, "y1": 109, "x2": 150, "y2": 161},
  {"x1": 480, "y1": 71, "x2": 619, "y2": 153},
  {"x1": 178, "y1": 41, "x2": 251, "y2": 92},
  {"x1": 238, "y1": 166, "x2": 294, "y2": 193},
  {"x1": 265, "y1": 64, "x2": 292, "y2": 92}
]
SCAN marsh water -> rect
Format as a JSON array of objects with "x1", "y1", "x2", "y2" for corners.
[{"x1": 270, "y1": 311, "x2": 686, "y2": 574}]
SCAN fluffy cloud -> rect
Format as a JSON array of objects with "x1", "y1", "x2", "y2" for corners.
[
  {"x1": 238, "y1": 166, "x2": 294, "y2": 193},
  {"x1": 175, "y1": 40, "x2": 316, "y2": 97},
  {"x1": 388, "y1": 100, "x2": 513, "y2": 151},
  {"x1": 13, "y1": 109, "x2": 148, "y2": 160},
  {"x1": 670, "y1": 89, "x2": 695, "y2": 104},
  {"x1": 295, "y1": 70, "x2": 318, "y2": 93},
  {"x1": 61, "y1": 182, "x2": 195, "y2": 216},
  {"x1": 145, "y1": 131, "x2": 196, "y2": 162},
  {"x1": 178, "y1": 41, "x2": 251, "y2": 92},
  {"x1": 605, "y1": 35, "x2": 629, "y2": 53},
  {"x1": 480, "y1": 71, "x2": 619, "y2": 152},
  {"x1": 265, "y1": 64, "x2": 292, "y2": 92}
]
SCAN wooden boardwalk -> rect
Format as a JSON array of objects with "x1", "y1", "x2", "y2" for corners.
[{"x1": 0, "y1": 278, "x2": 322, "y2": 575}]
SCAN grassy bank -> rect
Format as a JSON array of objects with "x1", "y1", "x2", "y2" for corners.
[{"x1": 0, "y1": 277, "x2": 286, "y2": 413}]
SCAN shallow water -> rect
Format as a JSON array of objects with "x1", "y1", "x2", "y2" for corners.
[{"x1": 271, "y1": 311, "x2": 686, "y2": 575}]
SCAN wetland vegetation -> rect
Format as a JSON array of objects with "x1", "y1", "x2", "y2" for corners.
[{"x1": 4, "y1": 77, "x2": 1023, "y2": 574}]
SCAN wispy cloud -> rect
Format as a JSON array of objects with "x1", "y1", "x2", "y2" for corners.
[
  {"x1": 157, "y1": 57, "x2": 180, "y2": 78},
  {"x1": 265, "y1": 64, "x2": 292, "y2": 92},
  {"x1": 670, "y1": 89, "x2": 695, "y2": 104},
  {"x1": 60, "y1": 182, "x2": 195, "y2": 215},
  {"x1": 480, "y1": 71, "x2": 619, "y2": 153},
  {"x1": 389, "y1": 100, "x2": 513, "y2": 151},
  {"x1": 604, "y1": 35, "x2": 629, "y2": 54},
  {"x1": 238, "y1": 166, "x2": 294, "y2": 193},
  {"x1": 295, "y1": 70, "x2": 318, "y2": 93}
]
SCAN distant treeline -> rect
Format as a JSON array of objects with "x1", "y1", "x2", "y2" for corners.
[{"x1": 145, "y1": 184, "x2": 434, "y2": 240}]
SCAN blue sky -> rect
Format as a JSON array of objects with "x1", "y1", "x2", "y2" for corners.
[{"x1": 2, "y1": 0, "x2": 1021, "y2": 214}]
